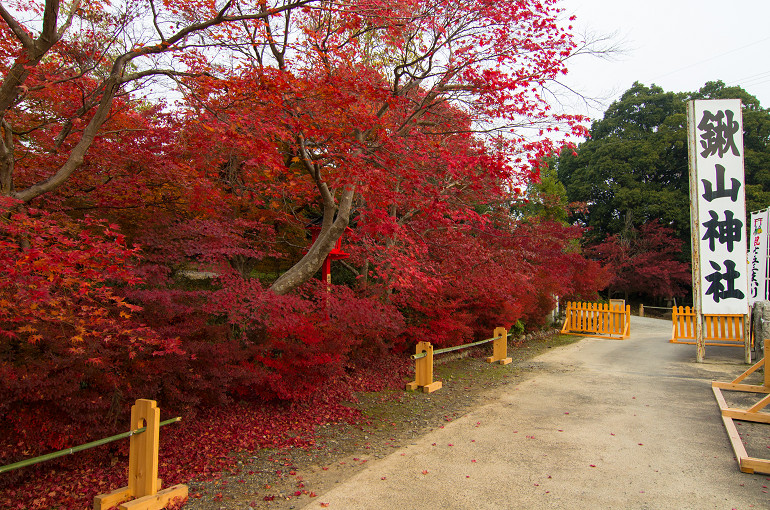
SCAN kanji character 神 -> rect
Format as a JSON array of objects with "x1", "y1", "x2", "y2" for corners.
[{"x1": 701, "y1": 209, "x2": 743, "y2": 252}]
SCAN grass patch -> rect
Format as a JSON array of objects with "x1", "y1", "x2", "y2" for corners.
[{"x1": 349, "y1": 330, "x2": 581, "y2": 423}]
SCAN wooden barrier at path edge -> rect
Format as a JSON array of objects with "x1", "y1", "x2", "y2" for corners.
[
  {"x1": 670, "y1": 306, "x2": 747, "y2": 347},
  {"x1": 559, "y1": 301, "x2": 630, "y2": 339},
  {"x1": 94, "y1": 399, "x2": 188, "y2": 510},
  {"x1": 406, "y1": 327, "x2": 511, "y2": 393},
  {"x1": 0, "y1": 399, "x2": 185, "y2": 509}
]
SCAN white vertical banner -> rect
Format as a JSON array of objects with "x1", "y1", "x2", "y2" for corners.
[
  {"x1": 766, "y1": 223, "x2": 770, "y2": 301},
  {"x1": 749, "y1": 208, "x2": 769, "y2": 305},
  {"x1": 688, "y1": 99, "x2": 748, "y2": 315}
]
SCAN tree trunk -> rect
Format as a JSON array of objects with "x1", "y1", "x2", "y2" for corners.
[{"x1": 269, "y1": 186, "x2": 355, "y2": 295}]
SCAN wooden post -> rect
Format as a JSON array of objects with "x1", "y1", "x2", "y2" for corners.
[
  {"x1": 94, "y1": 400, "x2": 187, "y2": 510},
  {"x1": 486, "y1": 327, "x2": 512, "y2": 365},
  {"x1": 744, "y1": 313, "x2": 752, "y2": 363},
  {"x1": 128, "y1": 400, "x2": 159, "y2": 499},
  {"x1": 620, "y1": 304, "x2": 627, "y2": 338},
  {"x1": 687, "y1": 101, "x2": 705, "y2": 362},
  {"x1": 405, "y1": 341, "x2": 442, "y2": 393},
  {"x1": 640, "y1": 304, "x2": 644, "y2": 317},
  {"x1": 695, "y1": 312, "x2": 705, "y2": 362}
]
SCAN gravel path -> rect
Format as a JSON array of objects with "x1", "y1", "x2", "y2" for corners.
[
  {"x1": 183, "y1": 318, "x2": 770, "y2": 509},
  {"x1": 300, "y1": 316, "x2": 769, "y2": 510}
]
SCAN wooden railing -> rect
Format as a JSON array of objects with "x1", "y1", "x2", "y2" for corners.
[
  {"x1": 0, "y1": 399, "x2": 187, "y2": 510},
  {"x1": 560, "y1": 301, "x2": 630, "y2": 339},
  {"x1": 670, "y1": 306, "x2": 746, "y2": 347},
  {"x1": 406, "y1": 327, "x2": 511, "y2": 393}
]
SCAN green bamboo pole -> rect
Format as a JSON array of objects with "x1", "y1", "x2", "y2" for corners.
[
  {"x1": 411, "y1": 333, "x2": 509, "y2": 360},
  {"x1": 0, "y1": 417, "x2": 181, "y2": 475}
]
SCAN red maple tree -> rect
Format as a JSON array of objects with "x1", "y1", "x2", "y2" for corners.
[
  {"x1": 587, "y1": 220, "x2": 691, "y2": 301},
  {"x1": 0, "y1": 2, "x2": 608, "y2": 503}
]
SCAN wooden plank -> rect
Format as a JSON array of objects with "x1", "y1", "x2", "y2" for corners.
[
  {"x1": 128, "y1": 400, "x2": 160, "y2": 499},
  {"x1": 560, "y1": 300, "x2": 630, "y2": 340},
  {"x1": 715, "y1": 384, "x2": 770, "y2": 476},
  {"x1": 671, "y1": 306, "x2": 699, "y2": 341},
  {"x1": 94, "y1": 481, "x2": 163, "y2": 510},
  {"x1": 623, "y1": 305, "x2": 631, "y2": 338},
  {"x1": 668, "y1": 340, "x2": 745, "y2": 347},
  {"x1": 487, "y1": 326, "x2": 511, "y2": 365},
  {"x1": 728, "y1": 357, "x2": 765, "y2": 385},
  {"x1": 561, "y1": 332, "x2": 628, "y2": 341},
  {"x1": 740, "y1": 457, "x2": 770, "y2": 475},
  {"x1": 721, "y1": 408, "x2": 770, "y2": 424},
  {"x1": 713, "y1": 386, "x2": 751, "y2": 473},
  {"x1": 747, "y1": 392, "x2": 770, "y2": 413},
  {"x1": 712, "y1": 381, "x2": 770, "y2": 394},
  {"x1": 94, "y1": 487, "x2": 131, "y2": 510},
  {"x1": 119, "y1": 484, "x2": 188, "y2": 510}
]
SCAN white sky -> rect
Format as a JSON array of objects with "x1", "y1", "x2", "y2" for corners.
[{"x1": 555, "y1": 0, "x2": 770, "y2": 122}]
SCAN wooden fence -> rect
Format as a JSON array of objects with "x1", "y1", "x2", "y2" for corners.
[
  {"x1": 406, "y1": 326, "x2": 511, "y2": 393},
  {"x1": 0, "y1": 399, "x2": 186, "y2": 510},
  {"x1": 670, "y1": 306, "x2": 747, "y2": 347},
  {"x1": 560, "y1": 301, "x2": 630, "y2": 339}
]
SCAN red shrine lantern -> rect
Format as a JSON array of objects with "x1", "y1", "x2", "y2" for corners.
[{"x1": 308, "y1": 225, "x2": 352, "y2": 284}]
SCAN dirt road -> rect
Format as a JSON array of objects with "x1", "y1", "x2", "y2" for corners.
[{"x1": 301, "y1": 316, "x2": 769, "y2": 510}]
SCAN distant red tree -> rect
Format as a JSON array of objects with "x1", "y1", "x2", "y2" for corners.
[{"x1": 587, "y1": 220, "x2": 691, "y2": 300}]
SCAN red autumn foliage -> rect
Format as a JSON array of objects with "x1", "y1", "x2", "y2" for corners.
[
  {"x1": 0, "y1": 198, "x2": 183, "y2": 457},
  {"x1": 0, "y1": 397, "x2": 371, "y2": 509},
  {"x1": 587, "y1": 220, "x2": 691, "y2": 299},
  {"x1": 0, "y1": 0, "x2": 606, "y2": 507}
]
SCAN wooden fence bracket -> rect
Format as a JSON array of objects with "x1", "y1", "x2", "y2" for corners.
[
  {"x1": 94, "y1": 399, "x2": 188, "y2": 510},
  {"x1": 405, "y1": 341, "x2": 443, "y2": 393},
  {"x1": 406, "y1": 327, "x2": 512, "y2": 393},
  {"x1": 671, "y1": 306, "x2": 748, "y2": 348},
  {"x1": 486, "y1": 326, "x2": 512, "y2": 365}
]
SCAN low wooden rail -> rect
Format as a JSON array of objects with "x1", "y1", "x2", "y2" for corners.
[
  {"x1": 670, "y1": 306, "x2": 747, "y2": 347},
  {"x1": 406, "y1": 327, "x2": 511, "y2": 393},
  {"x1": 0, "y1": 399, "x2": 187, "y2": 510},
  {"x1": 560, "y1": 301, "x2": 630, "y2": 339}
]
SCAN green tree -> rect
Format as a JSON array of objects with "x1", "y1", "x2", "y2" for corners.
[
  {"x1": 557, "y1": 82, "x2": 690, "y2": 245},
  {"x1": 521, "y1": 156, "x2": 570, "y2": 223},
  {"x1": 557, "y1": 80, "x2": 770, "y2": 248}
]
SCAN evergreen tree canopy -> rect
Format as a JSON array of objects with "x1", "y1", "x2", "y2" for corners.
[{"x1": 558, "y1": 81, "x2": 770, "y2": 248}]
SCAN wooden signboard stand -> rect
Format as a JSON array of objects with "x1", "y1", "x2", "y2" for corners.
[{"x1": 711, "y1": 339, "x2": 770, "y2": 475}]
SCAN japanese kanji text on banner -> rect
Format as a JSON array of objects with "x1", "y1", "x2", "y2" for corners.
[
  {"x1": 687, "y1": 99, "x2": 748, "y2": 315},
  {"x1": 749, "y1": 208, "x2": 769, "y2": 305}
]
